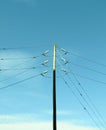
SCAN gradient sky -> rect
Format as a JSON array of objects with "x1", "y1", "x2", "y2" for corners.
[{"x1": 0, "y1": 0, "x2": 106, "y2": 130}]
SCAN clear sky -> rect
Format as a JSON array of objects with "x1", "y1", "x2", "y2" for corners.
[{"x1": 0, "y1": 0, "x2": 106, "y2": 130}]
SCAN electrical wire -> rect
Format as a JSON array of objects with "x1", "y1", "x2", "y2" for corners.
[
  {"x1": 58, "y1": 47, "x2": 106, "y2": 67},
  {"x1": 67, "y1": 75, "x2": 106, "y2": 129},
  {"x1": 0, "y1": 52, "x2": 51, "y2": 73},
  {"x1": 0, "y1": 46, "x2": 105, "y2": 128},
  {"x1": 69, "y1": 71, "x2": 106, "y2": 85},
  {"x1": 70, "y1": 51, "x2": 106, "y2": 67},
  {"x1": 68, "y1": 62, "x2": 106, "y2": 76},
  {"x1": 57, "y1": 57, "x2": 106, "y2": 129},
  {"x1": 56, "y1": 53, "x2": 106, "y2": 85},
  {"x1": 0, "y1": 67, "x2": 37, "y2": 71},
  {"x1": 70, "y1": 72, "x2": 106, "y2": 128},
  {"x1": 0, "y1": 69, "x2": 36, "y2": 83},
  {"x1": 0, "y1": 74, "x2": 41, "y2": 90},
  {"x1": 58, "y1": 70, "x2": 101, "y2": 129},
  {"x1": 0, "y1": 58, "x2": 36, "y2": 73},
  {"x1": 0, "y1": 59, "x2": 51, "y2": 85},
  {"x1": 0, "y1": 64, "x2": 50, "y2": 71},
  {"x1": 0, "y1": 56, "x2": 37, "y2": 60},
  {"x1": 0, "y1": 51, "x2": 52, "y2": 61},
  {"x1": 0, "y1": 45, "x2": 51, "y2": 50},
  {"x1": 57, "y1": 48, "x2": 106, "y2": 76}
]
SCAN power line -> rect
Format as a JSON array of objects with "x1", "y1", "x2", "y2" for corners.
[
  {"x1": 0, "y1": 67, "x2": 36, "y2": 71},
  {"x1": 0, "y1": 52, "x2": 50, "y2": 90},
  {"x1": 0, "y1": 45, "x2": 51, "y2": 50},
  {"x1": 68, "y1": 61, "x2": 106, "y2": 76},
  {"x1": 67, "y1": 75, "x2": 106, "y2": 129},
  {"x1": 71, "y1": 72, "x2": 106, "y2": 128},
  {"x1": 0, "y1": 73, "x2": 44, "y2": 90},
  {"x1": 0, "y1": 69, "x2": 36, "y2": 83},
  {"x1": 58, "y1": 72, "x2": 101, "y2": 129},
  {"x1": 70, "y1": 51, "x2": 106, "y2": 67},
  {"x1": 57, "y1": 49, "x2": 106, "y2": 76},
  {"x1": 0, "y1": 45, "x2": 105, "y2": 129},
  {"x1": 0, "y1": 53, "x2": 50, "y2": 74},
  {"x1": 0, "y1": 50, "x2": 51, "y2": 61},
  {"x1": 59, "y1": 48, "x2": 106, "y2": 67},
  {"x1": 70, "y1": 71, "x2": 106, "y2": 85},
  {"x1": 0, "y1": 56, "x2": 37, "y2": 60},
  {"x1": 0, "y1": 59, "x2": 50, "y2": 85},
  {"x1": 57, "y1": 48, "x2": 106, "y2": 129},
  {"x1": 0, "y1": 61, "x2": 50, "y2": 71},
  {"x1": 57, "y1": 57, "x2": 106, "y2": 129},
  {"x1": 56, "y1": 54, "x2": 106, "y2": 85}
]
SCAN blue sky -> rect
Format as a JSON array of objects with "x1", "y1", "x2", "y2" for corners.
[{"x1": 0, "y1": 0, "x2": 106, "y2": 130}]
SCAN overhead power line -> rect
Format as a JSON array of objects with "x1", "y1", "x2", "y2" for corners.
[
  {"x1": 0, "y1": 45, "x2": 51, "y2": 50},
  {"x1": 70, "y1": 51, "x2": 106, "y2": 67},
  {"x1": 0, "y1": 59, "x2": 50, "y2": 71},
  {"x1": 58, "y1": 47, "x2": 106, "y2": 129},
  {"x1": 57, "y1": 49, "x2": 106, "y2": 76},
  {"x1": 65, "y1": 50, "x2": 106, "y2": 67},
  {"x1": 67, "y1": 75, "x2": 106, "y2": 129},
  {"x1": 0, "y1": 50, "x2": 50, "y2": 74},
  {"x1": 59, "y1": 56, "x2": 106, "y2": 76},
  {"x1": 0, "y1": 67, "x2": 36, "y2": 71},
  {"x1": 60, "y1": 67, "x2": 106, "y2": 85},
  {"x1": 70, "y1": 71, "x2": 106, "y2": 85},
  {"x1": 0, "y1": 74, "x2": 40, "y2": 90},
  {"x1": 57, "y1": 47, "x2": 106, "y2": 67},
  {"x1": 0, "y1": 56, "x2": 37, "y2": 60},
  {"x1": 58, "y1": 72, "x2": 101, "y2": 129},
  {"x1": 0, "y1": 69, "x2": 36, "y2": 83},
  {"x1": 71, "y1": 72, "x2": 106, "y2": 128},
  {"x1": 0, "y1": 70, "x2": 49, "y2": 90},
  {"x1": 0, "y1": 45, "x2": 105, "y2": 129},
  {"x1": 56, "y1": 51, "x2": 106, "y2": 85},
  {"x1": 69, "y1": 61, "x2": 106, "y2": 76},
  {"x1": 57, "y1": 55, "x2": 106, "y2": 129},
  {"x1": 0, "y1": 50, "x2": 51, "y2": 61}
]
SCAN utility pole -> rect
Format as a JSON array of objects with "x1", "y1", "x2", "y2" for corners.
[{"x1": 53, "y1": 44, "x2": 57, "y2": 130}]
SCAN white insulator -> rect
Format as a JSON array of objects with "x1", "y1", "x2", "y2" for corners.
[
  {"x1": 41, "y1": 60, "x2": 49, "y2": 65},
  {"x1": 61, "y1": 57, "x2": 66, "y2": 62},
  {"x1": 40, "y1": 70, "x2": 48, "y2": 76},
  {"x1": 61, "y1": 68, "x2": 69, "y2": 74},
  {"x1": 42, "y1": 50, "x2": 49, "y2": 56},
  {"x1": 61, "y1": 48, "x2": 69, "y2": 54}
]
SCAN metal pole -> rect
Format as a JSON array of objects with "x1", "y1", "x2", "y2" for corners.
[{"x1": 53, "y1": 44, "x2": 57, "y2": 130}]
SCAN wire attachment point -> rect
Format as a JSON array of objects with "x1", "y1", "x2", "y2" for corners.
[
  {"x1": 40, "y1": 70, "x2": 48, "y2": 76},
  {"x1": 42, "y1": 50, "x2": 49, "y2": 56},
  {"x1": 61, "y1": 48, "x2": 69, "y2": 55},
  {"x1": 61, "y1": 68, "x2": 69, "y2": 74},
  {"x1": 61, "y1": 57, "x2": 69, "y2": 65},
  {"x1": 41, "y1": 60, "x2": 49, "y2": 66}
]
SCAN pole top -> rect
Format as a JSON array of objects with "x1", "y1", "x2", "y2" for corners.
[{"x1": 53, "y1": 44, "x2": 56, "y2": 71}]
